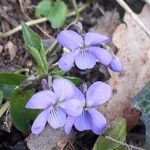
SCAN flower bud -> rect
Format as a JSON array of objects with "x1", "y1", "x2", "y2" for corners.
[{"x1": 109, "y1": 56, "x2": 123, "y2": 72}]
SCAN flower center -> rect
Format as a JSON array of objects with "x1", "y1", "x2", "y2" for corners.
[
  {"x1": 80, "y1": 43, "x2": 89, "y2": 52},
  {"x1": 54, "y1": 99, "x2": 64, "y2": 107},
  {"x1": 48, "y1": 100, "x2": 62, "y2": 112},
  {"x1": 83, "y1": 106, "x2": 89, "y2": 111}
]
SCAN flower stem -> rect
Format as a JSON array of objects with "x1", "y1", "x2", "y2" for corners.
[{"x1": 72, "y1": 0, "x2": 79, "y2": 23}]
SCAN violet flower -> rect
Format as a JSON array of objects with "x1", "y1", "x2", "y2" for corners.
[
  {"x1": 109, "y1": 56, "x2": 123, "y2": 72},
  {"x1": 65, "y1": 81, "x2": 112, "y2": 135},
  {"x1": 57, "y1": 30, "x2": 112, "y2": 71},
  {"x1": 25, "y1": 78, "x2": 82, "y2": 135}
]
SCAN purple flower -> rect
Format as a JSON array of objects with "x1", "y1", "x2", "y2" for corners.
[
  {"x1": 64, "y1": 81, "x2": 112, "y2": 135},
  {"x1": 109, "y1": 56, "x2": 123, "y2": 72},
  {"x1": 57, "y1": 30, "x2": 112, "y2": 71},
  {"x1": 25, "y1": 78, "x2": 82, "y2": 135}
]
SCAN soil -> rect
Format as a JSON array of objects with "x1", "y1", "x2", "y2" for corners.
[{"x1": 0, "y1": 0, "x2": 146, "y2": 149}]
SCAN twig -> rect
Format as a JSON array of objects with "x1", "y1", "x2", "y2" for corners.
[
  {"x1": 0, "y1": 3, "x2": 88, "y2": 38},
  {"x1": 115, "y1": 0, "x2": 150, "y2": 38},
  {"x1": 0, "y1": 101, "x2": 10, "y2": 118},
  {"x1": 106, "y1": 136, "x2": 146, "y2": 150}
]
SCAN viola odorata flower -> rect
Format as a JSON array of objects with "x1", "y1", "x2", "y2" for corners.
[
  {"x1": 109, "y1": 56, "x2": 123, "y2": 72},
  {"x1": 64, "y1": 81, "x2": 112, "y2": 135},
  {"x1": 25, "y1": 78, "x2": 82, "y2": 135},
  {"x1": 57, "y1": 30, "x2": 112, "y2": 71}
]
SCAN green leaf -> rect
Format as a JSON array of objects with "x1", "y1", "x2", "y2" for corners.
[
  {"x1": 35, "y1": 0, "x2": 67, "y2": 28},
  {"x1": 22, "y1": 23, "x2": 48, "y2": 76},
  {"x1": 64, "y1": 76, "x2": 81, "y2": 85},
  {"x1": 0, "y1": 73, "x2": 25, "y2": 85},
  {"x1": 0, "y1": 73, "x2": 26, "y2": 99},
  {"x1": 114, "y1": 146, "x2": 127, "y2": 150},
  {"x1": 28, "y1": 46, "x2": 48, "y2": 76},
  {"x1": 50, "y1": 68, "x2": 65, "y2": 76},
  {"x1": 10, "y1": 88, "x2": 38, "y2": 133},
  {"x1": 35, "y1": 0, "x2": 52, "y2": 17},
  {"x1": 47, "y1": 0, "x2": 67, "y2": 28},
  {"x1": 22, "y1": 23, "x2": 41, "y2": 51},
  {"x1": 132, "y1": 82, "x2": 150, "y2": 149},
  {"x1": 0, "y1": 91, "x2": 3, "y2": 105},
  {"x1": 93, "y1": 117, "x2": 127, "y2": 150},
  {"x1": 132, "y1": 82, "x2": 150, "y2": 114}
]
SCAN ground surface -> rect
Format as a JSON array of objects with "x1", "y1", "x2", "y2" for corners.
[{"x1": 0, "y1": 0, "x2": 146, "y2": 149}]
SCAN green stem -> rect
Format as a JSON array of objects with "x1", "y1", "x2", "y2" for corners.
[
  {"x1": 72, "y1": 0, "x2": 79, "y2": 23},
  {"x1": 0, "y1": 101, "x2": 10, "y2": 118}
]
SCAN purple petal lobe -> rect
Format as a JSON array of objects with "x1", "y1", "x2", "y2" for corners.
[
  {"x1": 31, "y1": 109, "x2": 48, "y2": 135},
  {"x1": 47, "y1": 108, "x2": 66, "y2": 129},
  {"x1": 72, "y1": 87, "x2": 85, "y2": 106},
  {"x1": 75, "y1": 51, "x2": 96, "y2": 70},
  {"x1": 109, "y1": 56, "x2": 123, "y2": 72},
  {"x1": 86, "y1": 81, "x2": 111, "y2": 107},
  {"x1": 88, "y1": 108, "x2": 107, "y2": 135},
  {"x1": 58, "y1": 50, "x2": 79, "y2": 71},
  {"x1": 25, "y1": 90, "x2": 57, "y2": 109},
  {"x1": 53, "y1": 78, "x2": 74, "y2": 101},
  {"x1": 89, "y1": 46, "x2": 112, "y2": 65},
  {"x1": 59, "y1": 98, "x2": 83, "y2": 117},
  {"x1": 57, "y1": 30, "x2": 83, "y2": 51},
  {"x1": 84, "y1": 32, "x2": 109, "y2": 46},
  {"x1": 74, "y1": 111, "x2": 91, "y2": 131},
  {"x1": 65, "y1": 116, "x2": 75, "y2": 134}
]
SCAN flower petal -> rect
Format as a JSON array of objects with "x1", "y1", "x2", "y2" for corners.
[
  {"x1": 59, "y1": 98, "x2": 83, "y2": 117},
  {"x1": 57, "y1": 30, "x2": 83, "y2": 51},
  {"x1": 47, "y1": 108, "x2": 66, "y2": 129},
  {"x1": 75, "y1": 51, "x2": 96, "y2": 70},
  {"x1": 84, "y1": 32, "x2": 109, "y2": 46},
  {"x1": 74, "y1": 111, "x2": 91, "y2": 131},
  {"x1": 53, "y1": 78, "x2": 74, "y2": 101},
  {"x1": 31, "y1": 109, "x2": 48, "y2": 135},
  {"x1": 25, "y1": 90, "x2": 57, "y2": 109},
  {"x1": 109, "y1": 56, "x2": 123, "y2": 72},
  {"x1": 58, "y1": 50, "x2": 79, "y2": 71},
  {"x1": 65, "y1": 116, "x2": 75, "y2": 134},
  {"x1": 88, "y1": 108, "x2": 107, "y2": 135},
  {"x1": 89, "y1": 46, "x2": 112, "y2": 65},
  {"x1": 72, "y1": 87, "x2": 85, "y2": 106},
  {"x1": 86, "y1": 81, "x2": 111, "y2": 107}
]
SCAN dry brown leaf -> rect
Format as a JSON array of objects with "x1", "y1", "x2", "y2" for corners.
[
  {"x1": 27, "y1": 126, "x2": 64, "y2": 150},
  {"x1": 4, "y1": 41, "x2": 17, "y2": 61},
  {"x1": 27, "y1": 126, "x2": 74, "y2": 150},
  {"x1": 98, "y1": 5, "x2": 150, "y2": 129},
  {"x1": 90, "y1": 9, "x2": 120, "y2": 37},
  {"x1": 89, "y1": 9, "x2": 120, "y2": 52}
]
